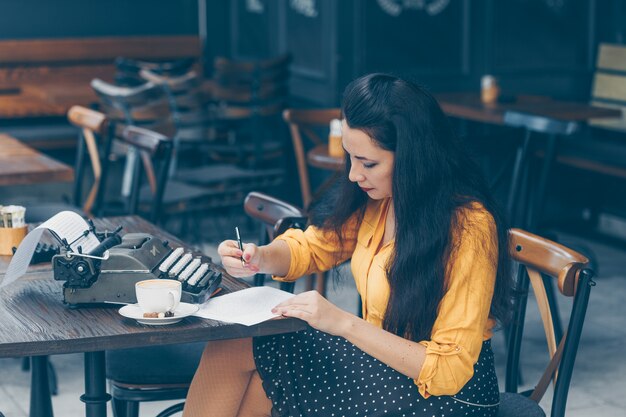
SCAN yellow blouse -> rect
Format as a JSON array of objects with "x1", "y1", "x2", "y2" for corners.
[{"x1": 273, "y1": 197, "x2": 498, "y2": 398}]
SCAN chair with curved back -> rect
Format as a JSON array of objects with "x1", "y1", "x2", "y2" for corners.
[
  {"x1": 91, "y1": 80, "x2": 238, "y2": 234},
  {"x1": 243, "y1": 191, "x2": 307, "y2": 293},
  {"x1": 204, "y1": 53, "x2": 292, "y2": 169},
  {"x1": 23, "y1": 106, "x2": 113, "y2": 223},
  {"x1": 139, "y1": 69, "x2": 284, "y2": 197},
  {"x1": 281, "y1": 108, "x2": 343, "y2": 296},
  {"x1": 499, "y1": 228, "x2": 595, "y2": 417},
  {"x1": 282, "y1": 108, "x2": 343, "y2": 209}
]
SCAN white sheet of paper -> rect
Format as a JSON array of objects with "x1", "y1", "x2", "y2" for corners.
[
  {"x1": 1, "y1": 211, "x2": 100, "y2": 287},
  {"x1": 194, "y1": 286, "x2": 296, "y2": 326}
]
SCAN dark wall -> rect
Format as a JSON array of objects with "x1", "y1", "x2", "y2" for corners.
[
  {"x1": 3, "y1": 0, "x2": 625, "y2": 106},
  {"x1": 213, "y1": 0, "x2": 626, "y2": 106},
  {"x1": 0, "y1": 0, "x2": 198, "y2": 39}
]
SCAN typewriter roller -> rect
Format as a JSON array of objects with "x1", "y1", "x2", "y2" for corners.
[{"x1": 53, "y1": 230, "x2": 221, "y2": 307}]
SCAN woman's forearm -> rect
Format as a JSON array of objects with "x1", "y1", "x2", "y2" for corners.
[
  {"x1": 339, "y1": 313, "x2": 426, "y2": 380},
  {"x1": 258, "y1": 239, "x2": 291, "y2": 277}
]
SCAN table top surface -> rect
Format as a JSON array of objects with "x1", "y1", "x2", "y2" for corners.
[
  {"x1": 307, "y1": 144, "x2": 344, "y2": 171},
  {"x1": 0, "y1": 215, "x2": 305, "y2": 358},
  {"x1": 0, "y1": 134, "x2": 74, "y2": 186},
  {"x1": 435, "y1": 92, "x2": 622, "y2": 125}
]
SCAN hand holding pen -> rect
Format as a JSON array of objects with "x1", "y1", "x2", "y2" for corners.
[{"x1": 216, "y1": 227, "x2": 262, "y2": 277}]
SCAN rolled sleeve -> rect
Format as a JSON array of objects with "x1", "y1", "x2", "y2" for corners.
[
  {"x1": 414, "y1": 207, "x2": 498, "y2": 398},
  {"x1": 272, "y1": 217, "x2": 358, "y2": 282}
]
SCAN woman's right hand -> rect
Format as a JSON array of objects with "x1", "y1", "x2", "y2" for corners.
[{"x1": 217, "y1": 240, "x2": 262, "y2": 277}]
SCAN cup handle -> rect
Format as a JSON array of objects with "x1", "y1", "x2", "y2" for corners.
[{"x1": 167, "y1": 291, "x2": 177, "y2": 311}]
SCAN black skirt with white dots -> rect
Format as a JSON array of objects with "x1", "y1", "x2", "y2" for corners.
[{"x1": 253, "y1": 327, "x2": 499, "y2": 417}]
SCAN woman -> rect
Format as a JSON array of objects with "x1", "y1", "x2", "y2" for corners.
[{"x1": 183, "y1": 73, "x2": 512, "y2": 417}]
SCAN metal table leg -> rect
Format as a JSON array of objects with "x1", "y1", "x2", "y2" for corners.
[
  {"x1": 30, "y1": 356, "x2": 53, "y2": 417},
  {"x1": 81, "y1": 351, "x2": 111, "y2": 417}
]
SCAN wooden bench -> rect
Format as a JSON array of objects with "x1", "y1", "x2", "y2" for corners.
[{"x1": 0, "y1": 36, "x2": 201, "y2": 148}]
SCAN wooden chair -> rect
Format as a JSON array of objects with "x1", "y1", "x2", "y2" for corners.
[
  {"x1": 499, "y1": 228, "x2": 595, "y2": 417},
  {"x1": 203, "y1": 53, "x2": 292, "y2": 169},
  {"x1": 243, "y1": 191, "x2": 307, "y2": 293},
  {"x1": 282, "y1": 108, "x2": 343, "y2": 209},
  {"x1": 23, "y1": 106, "x2": 113, "y2": 222},
  {"x1": 90, "y1": 78, "x2": 172, "y2": 134},
  {"x1": 106, "y1": 342, "x2": 206, "y2": 417},
  {"x1": 92, "y1": 80, "x2": 236, "y2": 234}
]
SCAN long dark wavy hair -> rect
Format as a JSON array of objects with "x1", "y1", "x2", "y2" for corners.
[{"x1": 309, "y1": 73, "x2": 512, "y2": 342}]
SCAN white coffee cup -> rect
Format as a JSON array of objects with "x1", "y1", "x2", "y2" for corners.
[{"x1": 135, "y1": 279, "x2": 181, "y2": 313}]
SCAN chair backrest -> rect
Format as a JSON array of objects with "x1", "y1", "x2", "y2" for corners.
[
  {"x1": 67, "y1": 105, "x2": 112, "y2": 216},
  {"x1": 243, "y1": 191, "x2": 307, "y2": 292},
  {"x1": 208, "y1": 54, "x2": 291, "y2": 168},
  {"x1": 110, "y1": 125, "x2": 173, "y2": 223},
  {"x1": 283, "y1": 108, "x2": 342, "y2": 208},
  {"x1": 115, "y1": 56, "x2": 197, "y2": 86},
  {"x1": 590, "y1": 43, "x2": 626, "y2": 132},
  {"x1": 243, "y1": 191, "x2": 306, "y2": 241},
  {"x1": 90, "y1": 78, "x2": 173, "y2": 134},
  {"x1": 506, "y1": 228, "x2": 595, "y2": 417},
  {"x1": 139, "y1": 69, "x2": 215, "y2": 145}
]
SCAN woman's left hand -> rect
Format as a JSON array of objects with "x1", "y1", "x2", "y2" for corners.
[{"x1": 271, "y1": 290, "x2": 352, "y2": 337}]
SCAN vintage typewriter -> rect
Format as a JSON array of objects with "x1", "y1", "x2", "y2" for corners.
[{"x1": 52, "y1": 223, "x2": 221, "y2": 307}]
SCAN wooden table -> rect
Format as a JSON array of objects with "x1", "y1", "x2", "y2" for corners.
[
  {"x1": 0, "y1": 216, "x2": 305, "y2": 417},
  {"x1": 0, "y1": 134, "x2": 74, "y2": 186},
  {"x1": 435, "y1": 92, "x2": 622, "y2": 125},
  {"x1": 307, "y1": 144, "x2": 344, "y2": 171}
]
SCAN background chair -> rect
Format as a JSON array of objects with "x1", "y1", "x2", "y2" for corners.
[
  {"x1": 107, "y1": 342, "x2": 206, "y2": 417},
  {"x1": 282, "y1": 108, "x2": 343, "y2": 296},
  {"x1": 499, "y1": 228, "x2": 595, "y2": 417},
  {"x1": 114, "y1": 56, "x2": 197, "y2": 87},
  {"x1": 139, "y1": 69, "x2": 284, "y2": 202},
  {"x1": 503, "y1": 111, "x2": 583, "y2": 345},
  {"x1": 502, "y1": 111, "x2": 580, "y2": 232},
  {"x1": 243, "y1": 191, "x2": 307, "y2": 293},
  {"x1": 91, "y1": 79, "x2": 231, "y2": 238},
  {"x1": 23, "y1": 106, "x2": 113, "y2": 222},
  {"x1": 282, "y1": 108, "x2": 343, "y2": 209},
  {"x1": 201, "y1": 54, "x2": 291, "y2": 169}
]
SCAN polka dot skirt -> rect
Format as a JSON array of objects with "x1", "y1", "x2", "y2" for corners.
[{"x1": 253, "y1": 327, "x2": 499, "y2": 417}]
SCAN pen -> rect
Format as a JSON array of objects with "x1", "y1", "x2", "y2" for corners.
[{"x1": 235, "y1": 227, "x2": 245, "y2": 267}]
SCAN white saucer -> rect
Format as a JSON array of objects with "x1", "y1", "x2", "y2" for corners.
[{"x1": 119, "y1": 303, "x2": 199, "y2": 326}]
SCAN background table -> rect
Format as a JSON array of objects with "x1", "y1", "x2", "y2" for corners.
[
  {"x1": 435, "y1": 92, "x2": 622, "y2": 125},
  {"x1": 0, "y1": 134, "x2": 74, "y2": 186},
  {"x1": 0, "y1": 215, "x2": 306, "y2": 417}
]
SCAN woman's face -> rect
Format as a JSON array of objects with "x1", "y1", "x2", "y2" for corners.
[{"x1": 342, "y1": 120, "x2": 394, "y2": 200}]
